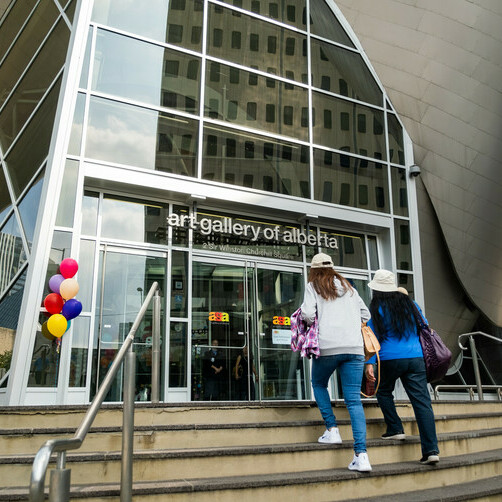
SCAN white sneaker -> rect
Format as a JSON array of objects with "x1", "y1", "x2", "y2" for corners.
[
  {"x1": 318, "y1": 427, "x2": 342, "y2": 444},
  {"x1": 348, "y1": 452, "x2": 372, "y2": 472}
]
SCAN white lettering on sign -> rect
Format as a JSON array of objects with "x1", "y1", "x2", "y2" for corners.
[{"x1": 166, "y1": 214, "x2": 338, "y2": 249}]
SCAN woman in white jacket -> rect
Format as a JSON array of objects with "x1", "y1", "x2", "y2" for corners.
[{"x1": 301, "y1": 253, "x2": 372, "y2": 472}]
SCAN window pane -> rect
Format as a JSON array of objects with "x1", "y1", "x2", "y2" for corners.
[
  {"x1": 0, "y1": 168, "x2": 12, "y2": 225},
  {"x1": 0, "y1": 0, "x2": 38, "y2": 62},
  {"x1": 55, "y1": 159, "x2": 79, "y2": 228},
  {"x1": 171, "y1": 251, "x2": 188, "y2": 317},
  {"x1": 81, "y1": 191, "x2": 99, "y2": 236},
  {"x1": 202, "y1": 125, "x2": 310, "y2": 198},
  {"x1": 0, "y1": 19, "x2": 69, "y2": 152},
  {"x1": 101, "y1": 195, "x2": 169, "y2": 245},
  {"x1": 313, "y1": 148, "x2": 390, "y2": 212},
  {"x1": 391, "y1": 166, "x2": 408, "y2": 217},
  {"x1": 86, "y1": 96, "x2": 198, "y2": 177},
  {"x1": 367, "y1": 235, "x2": 379, "y2": 270},
  {"x1": 171, "y1": 205, "x2": 189, "y2": 246},
  {"x1": 0, "y1": 269, "x2": 26, "y2": 334},
  {"x1": 310, "y1": 0, "x2": 354, "y2": 48},
  {"x1": 0, "y1": 1, "x2": 60, "y2": 109},
  {"x1": 78, "y1": 239, "x2": 95, "y2": 309},
  {"x1": 79, "y1": 29, "x2": 92, "y2": 89},
  {"x1": 0, "y1": 213, "x2": 27, "y2": 294},
  {"x1": 170, "y1": 321, "x2": 187, "y2": 387},
  {"x1": 387, "y1": 113, "x2": 405, "y2": 165},
  {"x1": 92, "y1": 0, "x2": 203, "y2": 52},
  {"x1": 204, "y1": 63, "x2": 308, "y2": 141},
  {"x1": 28, "y1": 314, "x2": 63, "y2": 387},
  {"x1": 93, "y1": 30, "x2": 200, "y2": 115},
  {"x1": 398, "y1": 273, "x2": 415, "y2": 299},
  {"x1": 311, "y1": 39, "x2": 382, "y2": 107},
  {"x1": 17, "y1": 171, "x2": 44, "y2": 250},
  {"x1": 43, "y1": 231, "x2": 72, "y2": 297},
  {"x1": 312, "y1": 92, "x2": 386, "y2": 162},
  {"x1": 319, "y1": 230, "x2": 366, "y2": 269},
  {"x1": 394, "y1": 219, "x2": 412, "y2": 270},
  {"x1": 69, "y1": 316, "x2": 89, "y2": 387},
  {"x1": 64, "y1": 0, "x2": 77, "y2": 24},
  {"x1": 218, "y1": 0, "x2": 306, "y2": 29},
  {"x1": 207, "y1": 4, "x2": 307, "y2": 82},
  {"x1": 4, "y1": 77, "x2": 62, "y2": 198},
  {"x1": 67, "y1": 93, "x2": 85, "y2": 155}
]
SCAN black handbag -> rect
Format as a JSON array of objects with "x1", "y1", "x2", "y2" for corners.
[{"x1": 412, "y1": 303, "x2": 452, "y2": 383}]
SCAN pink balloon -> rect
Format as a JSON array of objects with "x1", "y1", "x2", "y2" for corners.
[
  {"x1": 60, "y1": 278, "x2": 79, "y2": 300},
  {"x1": 60, "y1": 258, "x2": 78, "y2": 279}
]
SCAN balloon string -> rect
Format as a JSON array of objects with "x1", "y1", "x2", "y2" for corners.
[{"x1": 55, "y1": 338, "x2": 61, "y2": 387}]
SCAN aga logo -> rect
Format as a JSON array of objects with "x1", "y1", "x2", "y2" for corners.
[
  {"x1": 272, "y1": 316, "x2": 291, "y2": 326},
  {"x1": 209, "y1": 312, "x2": 229, "y2": 322}
]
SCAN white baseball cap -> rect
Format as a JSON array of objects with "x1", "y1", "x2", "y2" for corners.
[{"x1": 310, "y1": 253, "x2": 334, "y2": 268}]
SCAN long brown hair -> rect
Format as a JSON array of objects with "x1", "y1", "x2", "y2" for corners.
[{"x1": 308, "y1": 267, "x2": 353, "y2": 300}]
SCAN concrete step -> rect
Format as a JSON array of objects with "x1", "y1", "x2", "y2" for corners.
[
  {"x1": 0, "y1": 400, "x2": 500, "y2": 430},
  {"x1": 1, "y1": 449, "x2": 500, "y2": 501},
  {"x1": 1, "y1": 411, "x2": 501, "y2": 455},
  {"x1": 1, "y1": 428, "x2": 501, "y2": 489},
  {"x1": 357, "y1": 474, "x2": 502, "y2": 501}
]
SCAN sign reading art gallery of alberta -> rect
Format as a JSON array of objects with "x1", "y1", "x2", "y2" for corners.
[{"x1": 166, "y1": 211, "x2": 338, "y2": 261}]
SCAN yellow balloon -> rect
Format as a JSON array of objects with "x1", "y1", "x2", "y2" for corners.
[
  {"x1": 47, "y1": 314, "x2": 67, "y2": 338},
  {"x1": 60, "y1": 278, "x2": 79, "y2": 300}
]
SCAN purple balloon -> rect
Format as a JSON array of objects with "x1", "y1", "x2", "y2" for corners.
[
  {"x1": 62, "y1": 299, "x2": 82, "y2": 320},
  {"x1": 49, "y1": 274, "x2": 65, "y2": 293}
]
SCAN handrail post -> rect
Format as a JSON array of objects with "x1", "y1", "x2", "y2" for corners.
[
  {"x1": 151, "y1": 291, "x2": 161, "y2": 403},
  {"x1": 468, "y1": 336, "x2": 483, "y2": 400},
  {"x1": 48, "y1": 451, "x2": 70, "y2": 502},
  {"x1": 121, "y1": 347, "x2": 136, "y2": 502}
]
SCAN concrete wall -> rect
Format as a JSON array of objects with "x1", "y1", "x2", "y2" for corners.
[{"x1": 335, "y1": 0, "x2": 502, "y2": 329}]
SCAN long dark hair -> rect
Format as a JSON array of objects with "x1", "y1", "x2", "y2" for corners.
[
  {"x1": 369, "y1": 290, "x2": 417, "y2": 341},
  {"x1": 308, "y1": 267, "x2": 353, "y2": 300}
]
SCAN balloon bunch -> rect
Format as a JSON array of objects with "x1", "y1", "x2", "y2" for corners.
[{"x1": 42, "y1": 258, "x2": 83, "y2": 339}]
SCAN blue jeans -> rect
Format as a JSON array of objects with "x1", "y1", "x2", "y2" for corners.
[
  {"x1": 312, "y1": 354, "x2": 367, "y2": 454},
  {"x1": 377, "y1": 357, "x2": 439, "y2": 456}
]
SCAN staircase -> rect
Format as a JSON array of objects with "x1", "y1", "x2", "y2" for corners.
[{"x1": 0, "y1": 400, "x2": 502, "y2": 501}]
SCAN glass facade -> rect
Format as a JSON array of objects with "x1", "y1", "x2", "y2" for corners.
[
  {"x1": 0, "y1": 0, "x2": 417, "y2": 405},
  {"x1": 0, "y1": 0, "x2": 73, "y2": 394}
]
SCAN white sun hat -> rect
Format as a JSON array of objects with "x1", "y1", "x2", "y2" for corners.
[{"x1": 368, "y1": 269, "x2": 398, "y2": 292}]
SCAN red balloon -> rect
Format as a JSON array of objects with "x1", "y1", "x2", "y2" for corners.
[
  {"x1": 60, "y1": 258, "x2": 79, "y2": 279},
  {"x1": 44, "y1": 293, "x2": 64, "y2": 315}
]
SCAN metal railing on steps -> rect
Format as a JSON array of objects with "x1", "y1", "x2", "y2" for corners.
[
  {"x1": 433, "y1": 331, "x2": 502, "y2": 401},
  {"x1": 29, "y1": 281, "x2": 161, "y2": 502}
]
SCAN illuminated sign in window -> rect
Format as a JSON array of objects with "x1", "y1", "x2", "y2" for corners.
[
  {"x1": 209, "y1": 312, "x2": 229, "y2": 322},
  {"x1": 272, "y1": 316, "x2": 291, "y2": 326}
]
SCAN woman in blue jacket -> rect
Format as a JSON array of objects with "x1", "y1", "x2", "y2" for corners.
[{"x1": 365, "y1": 269, "x2": 439, "y2": 465}]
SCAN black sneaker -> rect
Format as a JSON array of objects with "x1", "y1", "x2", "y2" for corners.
[
  {"x1": 381, "y1": 431, "x2": 406, "y2": 440},
  {"x1": 420, "y1": 454, "x2": 439, "y2": 465}
]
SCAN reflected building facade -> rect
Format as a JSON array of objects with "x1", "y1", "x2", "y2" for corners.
[{"x1": 0, "y1": 0, "x2": 499, "y2": 405}]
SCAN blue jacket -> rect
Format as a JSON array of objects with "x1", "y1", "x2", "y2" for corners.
[{"x1": 366, "y1": 302, "x2": 425, "y2": 363}]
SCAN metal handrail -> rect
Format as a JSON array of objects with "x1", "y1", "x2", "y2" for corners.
[
  {"x1": 433, "y1": 384, "x2": 502, "y2": 401},
  {"x1": 29, "y1": 282, "x2": 160, "y2": 502},
  {"x1": 458, "y1": 331, "x2": 502, "y2": 401}
]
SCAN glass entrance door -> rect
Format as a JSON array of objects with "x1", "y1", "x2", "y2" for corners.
[
  {"x1": 254, "y1": 266, "x2": 304, "y2": 400},
  {"x1": 191, "y1": 258, "x2": 306, "y2": 401},
  {"x1": 91, "y1": 246, "x2": 166, "y2": 402}
]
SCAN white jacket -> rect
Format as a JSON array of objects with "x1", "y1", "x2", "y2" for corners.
[{"x1": 300, "y1": 278, "x2": 370, "y2": 356}]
